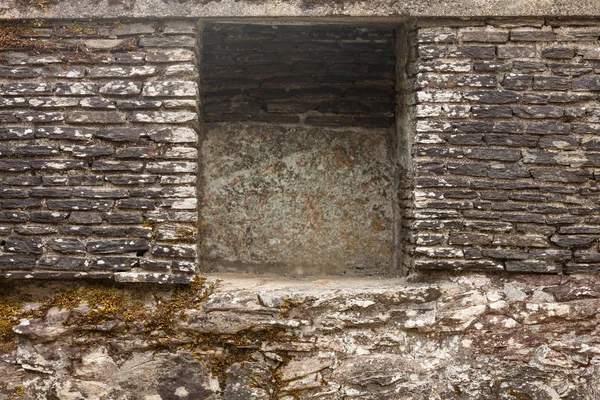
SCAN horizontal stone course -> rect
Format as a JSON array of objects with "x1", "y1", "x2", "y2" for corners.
[{"x1": 201, "y1": 23, "x2": 395, "y2": 127}]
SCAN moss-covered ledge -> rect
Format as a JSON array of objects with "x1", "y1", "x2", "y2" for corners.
[{"x1": 1, "y1": 272, "x2": 599, "y2": 399}]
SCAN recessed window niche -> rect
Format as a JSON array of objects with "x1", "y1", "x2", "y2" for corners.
[{"x1": 200, "y1": 22, "x2": 404, "y2": 276}]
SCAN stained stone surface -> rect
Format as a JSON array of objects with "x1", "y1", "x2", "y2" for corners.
[
  {"x1": 2, "y1": 273, "x2": 600, "y2": 399},
  {"x1": 201, "y1": 23, "x2": 396, "y2": 128},
  {"x1": 413, "y1": 20, "x2": 600, "y2": 274},
  {"x1": 1, "y1": 0, "x2": 599, "y2": 19},
  {"x1": 201, "y1": 123, "x2": 394, "y2": 275},
  {"x1": 0, "y1": 19, "x2": 199, "y2": 283}
]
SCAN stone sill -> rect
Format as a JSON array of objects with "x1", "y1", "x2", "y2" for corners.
[
  {"x1": 206, "y1": 271, "x2": 578, "y2": 295},
  {"x1": 0, "y1": 269, "x2": 586, "y2": 287}
]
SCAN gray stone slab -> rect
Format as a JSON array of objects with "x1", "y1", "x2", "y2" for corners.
[{"x1": 201, "y1": 123, "x2": 394, "y2": 276}]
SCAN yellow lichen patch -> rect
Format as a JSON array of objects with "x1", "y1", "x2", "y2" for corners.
[
  {"x1": 65, "y1": 23, "x2": 98, "y2": 36},
  {"x1": 113, "y1": 37, "x2": 138, "y2": 51},
  {"x1": 0, "y1": 277, "x2": 216, "y2": 351},
  {"x1": 0, "y1": 384, "x2": 26, "y2": 400},
  {"x1": 144, "y1": 276, "x2": 213, "y2": 336},
  {"x1": 189, "y1": 327, "x2": 289, "y2": 385},
  {"x1": 14, "y1": 0, "x2": 55, "y2": 11},
  {"x1": 0, "y1": 25, "x2": 35, "y2": 50},
  {"x1": 0, "y1": 295, "x2": 24, "y2": 348},
  {"x1": 175, "y1": 226, "x2": 198, "y2": 241},
  {"x1": 279, "y1": 298, "x2": 300, "y2": 319},
  {"x1": 0, "y1": 279, "x2": 303, "y2": 397},
  {"x1": 62, "y1": 286, "x2": 145, "y2": 328}
]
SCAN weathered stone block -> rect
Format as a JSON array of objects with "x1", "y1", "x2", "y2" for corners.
[
  {"x1": 148, "y1": 127, "x2": 197, "y2": 143},
  {"x1": 99, "y1": 81, "x2": 142, "y2": 95},
  {"x1": 55, "y1": 82, "x2": 97, "y2": 96},
  {"x1": 130, "y1": 111, "x2": 197, "y2": 123},
  {"x1": 448, "y1": 232, "x2": 492, "y2": 246},
  {"x1": 5, "y1": 237, "x2": 43, "y2": 254},
  {"x1": 30, "y1": 212, "x2": 68, "y2": 223},
  {"x1": 530, "y1": 167, "x2": 591, "y2": 183},
  {"x1": 513, "y1": 61, "x2": 547, "y2": 73},
  {"x1": 36, "y1": 126, "x2": 93, "y2": 140},
  {"x1": 90, "y1": 257, "x2": 138, "y2": 271},
  {"x1": 14, "y1": 225, "x2": 57, "y2": 235},
  {"x1": 497, "y1": 45, "x2": 536, "y2": 58},
  {"x1": 91, "y1": 161, "x2": 144, "y2": 172},
  {"x1": 533, "y1": 76, "x2": 571, "y2": 90},
  {"x1": 116, "y1": 100, "x2": 162, "y2": 109},
  {"x1": 138, "y1": 36, "x2": 197, "y2": 48},
  {"x1": 87, "y1": 239, "x2": 150, "y2": 254},
  {"x1": 87, "y1": 66, "x2": 156, "y2": 78},
  {"x1": 465, "y1": 148, "x2": 522, "y2": 161},
  {"x1": 0, "y1": 82, "x2": 53, "y2": 95},
  {"x1": 15, "y1": 111, "x2": 64, "y2": 122},
  {"x1": 511, "y1": 30, "x2": 557, "y2": 41},
  {"x1": 201, "y1": 123, "x2": 393, "y2": 275},
  {"x1": 146, "y1": 162, "x2": 197, "y2": 174},
  {"x1": 105, "y1": 175, "x2": 158, "y2": 185},
  {"x1": 506, "y1": 260, "x2": 562, "y2": 273},
  {"x1": 464, "y1": 90, "x2": 521, "y2": 104},
  {"x1": 101, "y1": 213, "x2": 143, "y2": 224},
  {"x1": 146, "y1": 49, "x2": 195, "y2": 63},
  {"x1": 541, "y1": 47, "x2": 574, "y2": 59},
  {"x1": 473, "y1": 61, "x2": 511, "y2": 72},
  {"x1": 67, "y1": 111, "x2": 126, "y2": 124},
  {"x1": 143, "y1": 81, "x2": 198, "y2": 97},
  {"x1": 117, "y1": 199, "x2": 156, "y2": 210},
  {"x1": 28, "y1": 98, "x2": 79, "y2": 108},
  {"x1": 48, "y1": 238, "x2": 86, "y2": 254},
  {"x1": 462, "y1": 30, "x2": 509, "y2": 42},
  {"x1": 551, "y1": 234, "x2": 599, "y2": 248},
  {"x1": 512, "y1": 105, "x2": 564, "y2": 118},
  {"x1": 418, "y1": 28, "x2": 458, "y2": 43},
  {"x1": 69, "y1": 212, "x2": 103, "y2": 224},
  {"x1": 502, "y1": 74, "x2": 532, "y2": 90},
  {"x1": 0, "y1": 254, "x2": 37, "y2": 269},
  {"x1": 31, "y1": 160, "x2": 87, "y2": 170}
]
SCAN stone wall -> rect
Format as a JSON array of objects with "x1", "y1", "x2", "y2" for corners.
[
  {"x1": 2, "y1": 13, "x2": 600, "y2": 400},
  {"x1": 1, "y1": 273, "x2": 600, "y2": 399},
  {"x1": 0, "y1": 20, "x2": 200, "y2": 283},
  {"x1": 413, "y1": 20, "x2": 600, "y2": 274},
  {"x1": 201, "y1": 23, "x2": 396, "y2": 127},
  {"x1": 6, "y1": 18, "x2": 600, "y2": 279}
]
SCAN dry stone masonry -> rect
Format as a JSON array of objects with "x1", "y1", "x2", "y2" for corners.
[
  {"x1": 4, "y1": 18, "x2": 600, "y2": 278},
  {"x1": 0, "y1": 20, "x2": 200, "y2": 283},
  {"x1": 201, "y1": 23, "x2": 396, "y2": 127},
  {"x1": 2, "y1": 273, "x2": 600, "y2": 399},
  {"x1": 1, "y1": 7, "x2": 600, "y2": 400},
  {"x1": 413, "y1": 19, "x2": 600, "y2": 275}
]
